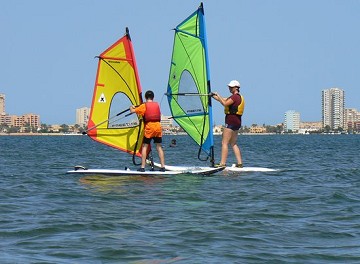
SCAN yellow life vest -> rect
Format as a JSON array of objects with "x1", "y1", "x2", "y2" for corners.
[{"x1": 224, "y1": 94, "x2": 245, "y2": 115}]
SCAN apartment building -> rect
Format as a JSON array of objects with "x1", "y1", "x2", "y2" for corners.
[
  {"x1": 284, "y1": 110, "x2": 300, "y2": 132},
  {"x1": 344, "y1": 108, "x2": 360, "y2": 132},
  {"x1": 76, "y1": 107, "x2": 90, "y2": 127},
  {"x1": 0, "y1": 94, "x2": 5, "y2": 115},
  {"x1": 322, "y1": 88, "x2": 345, "y2": 129}
]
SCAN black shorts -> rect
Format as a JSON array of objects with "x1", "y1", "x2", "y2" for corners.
[{"x1": 143, "y1": 137, "x2": 162, "y2": 144}]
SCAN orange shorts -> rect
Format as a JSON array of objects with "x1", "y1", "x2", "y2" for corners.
[{"x1": 144, "y1": 122, "x2": 162, "y2": 139}]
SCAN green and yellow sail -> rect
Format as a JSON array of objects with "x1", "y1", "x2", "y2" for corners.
[
  {"x1": 87, "y1": 28, "x2": 144, "y2": 158},
  {"x1": 166, "y1": 2, "x2": 215, "y2": 164}
]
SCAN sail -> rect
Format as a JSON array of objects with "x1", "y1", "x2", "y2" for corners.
[
  {"x1": 87, "y1": 28, "x2": 144, "y2": 158},
  {"x1": 166, "y1": 2, "x2": 214, "y2": 164}
]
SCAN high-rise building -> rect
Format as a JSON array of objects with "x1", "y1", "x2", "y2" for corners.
[
  {"x1": 322, "y1": 88, "x2": 345, "y2": 130},
  {"x1": 76, "y1": 107, "x2": 90, "y2": 126},
  {"x1": 284, "y1": 110, "x2": 300, "y2": 132},
  {"x1": 0, "y1": 94, "x2": 5, "y2": 115}
]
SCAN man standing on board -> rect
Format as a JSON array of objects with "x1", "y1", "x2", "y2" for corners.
[
  {"x1": 212, "y1": 80, "x2": 245, "y2": 168},
  {"x1": 130, "y1": 90, "x2": 166, "y2": 172}
]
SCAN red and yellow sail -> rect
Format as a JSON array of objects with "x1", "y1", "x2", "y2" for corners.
[{"x1": 87, "y1": 28, "x2": 143, "y2": 157}]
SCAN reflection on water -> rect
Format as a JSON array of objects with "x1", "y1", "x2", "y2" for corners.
[{"x1": 79, "y1": 175, "x2": 168, "y2": 193}]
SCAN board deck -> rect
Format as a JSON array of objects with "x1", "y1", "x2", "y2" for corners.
[
  {"x1": 150, "y1": 162, "x2": 225, "y2": 175},
  {"x1": 158, "y1": 165, "x2": 225, "y2": 175},
  {"x1": 67, "y1": 167, "x2": 183, "y2": 177},
  {"x1": 67, "y1": 165, "x2": 224, "y2": 176},
  {"x1": 151, "y1": 162, "x2": 276, "y2": 173},
  {"x1": 225, "y1": 165, "x2": 277, "y2": 172}
]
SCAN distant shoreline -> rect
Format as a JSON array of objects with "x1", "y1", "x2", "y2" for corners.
[
  {"x1": 0, "y1": 132, "x2": 355, "y2": 137},
  {"x1": 0, "y1": 133, "x2": 82, "y2": 136}
]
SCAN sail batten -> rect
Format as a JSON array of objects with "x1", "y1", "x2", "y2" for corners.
[
  {"x1": 166, "y1": 2, "x2": 214, "y2": 164},
  {"x1": 87, "y1": 28, "x2": 144, "y2": 159}
]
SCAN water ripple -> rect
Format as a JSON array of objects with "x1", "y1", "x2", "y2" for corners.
[{"x1": 1, "y1": 135, "x2": 360, "y2": 263}]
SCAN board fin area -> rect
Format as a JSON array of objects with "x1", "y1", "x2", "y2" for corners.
[{"x1": 74, "y1": 165, "x2": 88, "y2": 171}]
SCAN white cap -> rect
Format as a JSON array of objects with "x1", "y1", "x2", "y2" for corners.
[{"x1": 227, "y1": 80, "x2": 240, "y2": 88}]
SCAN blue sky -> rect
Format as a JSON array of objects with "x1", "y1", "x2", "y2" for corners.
[{"x1": 1, "y1": 0, "x2": 359, "y2": 126}]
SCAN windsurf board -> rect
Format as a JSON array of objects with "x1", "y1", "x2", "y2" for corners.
[
  {"x1": 150, "y1": 162, "x2": 225, "y2": 175},
  {"x1": 67, "y1": 165, "x2": 224, "y2": 176},
  {"x1": 151, "y1": 161, "x2": 276, "y2": 174},
  {"x1": 225, "y1": 164, "x2": 277, "y2": 172}
]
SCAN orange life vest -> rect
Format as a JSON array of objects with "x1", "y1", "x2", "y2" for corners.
[{"x1": 144, "y1": 102, "x2": 161, "y2": 122}]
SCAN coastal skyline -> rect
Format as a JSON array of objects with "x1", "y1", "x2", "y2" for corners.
[
  {"x1": 1, "y1": 87, "x2": 356, "y2": 129},
  {"x1": 1, "y1": 1, "x2": 359, "y2": 126}
]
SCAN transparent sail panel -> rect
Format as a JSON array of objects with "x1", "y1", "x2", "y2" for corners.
[
  {"x1": 177, "y1": 70, "x2": 204, "y2": 115},
  {"x1": 108, "y1": 92, "x2": 139, "y2": 128}
]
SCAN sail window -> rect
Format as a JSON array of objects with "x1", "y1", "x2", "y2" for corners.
[
  {"x1": 109, "y1": 92, "x2": 139, "y2": 128},
  {"x1": 178, "y1": 70, "x2": 204, "y2": 115}
]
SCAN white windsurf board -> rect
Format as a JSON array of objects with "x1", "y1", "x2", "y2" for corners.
[
  {"x1": 225, "y1": 164, "x2": 277, "y2": 172},
  {"x1": 151, "y1": 161, "x2": 276, "y2": 174},
  {"x1": 150, "y1": 162, "x2": 225, "y2": 175},
  {"x1": 67, "y1": 165, "x2": 224, "y2": 176},
  {"x1": 67, "y1": 167, "x2": 183, "y2": 177}
]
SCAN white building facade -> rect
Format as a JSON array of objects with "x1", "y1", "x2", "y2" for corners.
[
  {"x1": 0, "y1": 93, "x2": 5, "y2": 115},
  {"x1": 76, "y1": 107, "x2": 90, "y2": 127},
  {"x1": 322, "y1": 88, "x2": 345, "y2": 130},
  {"x1": 284, "y1": 110, "x2": 300, "y2": 132}
]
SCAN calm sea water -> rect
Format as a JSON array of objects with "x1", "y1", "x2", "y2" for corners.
[{"x1": 0, "y1": 134, "x2": 359, "y2": 263}]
